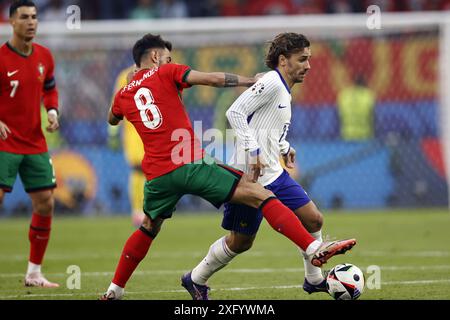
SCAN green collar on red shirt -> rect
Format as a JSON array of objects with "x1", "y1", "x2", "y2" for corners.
[{"x1": 6, "y1": 41, "x2": 34, "y2": 58}]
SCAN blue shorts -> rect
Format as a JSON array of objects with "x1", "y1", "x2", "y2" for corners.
[{"x1": 222, "y1": 170, "x2": 311, "y2": 235}]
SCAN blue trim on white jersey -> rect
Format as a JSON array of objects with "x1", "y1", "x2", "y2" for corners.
[
  {"x1": 247, "y1": 112, "x2": 255, "y2": 124},
  {"x1": 275, "y1": 68, "x2": 291, "y2": 94}
]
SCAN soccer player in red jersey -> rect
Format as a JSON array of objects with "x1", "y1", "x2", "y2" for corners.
[
  {"x1": 101, "y1": 34, "x2": 356, "y2": 300},
  {"x1": 0, "y1": 0, "x2": 60, "y2": 288}
]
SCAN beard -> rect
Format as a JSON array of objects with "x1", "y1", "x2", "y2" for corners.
[
  {"x1": 296, "y1": 72, "x2": 307, "y2": 83},
  {"x1": 287, "y1": 64, "x2": 306, "y2": 84},
  {"x1": 292, "y1": 74, "x2": 305, "y2": 83}
]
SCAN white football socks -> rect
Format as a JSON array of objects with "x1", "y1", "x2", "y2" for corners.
[
  {"x1": 191, "y1": 236, "x2": 237, "y2": 285},
  {"x1": 108, "y1": 282, "x2": 125, "y2": 299},
  {"x1": 26, "y1": 261, "x2": 41, "y2": 276},
  {"x1": 302, "y1": 230, "x2": 324, "y2": 285},
  {"x1": 190, "y1": 232, "x2": 324, "y2": 286}
]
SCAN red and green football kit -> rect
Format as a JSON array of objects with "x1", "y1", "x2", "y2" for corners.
[
  {"x1": 0, "y1": 42, "x2": 58, "y2": 192},
  {"x1": 111, "y1": 63, "x2": 242, "y2": 219}
]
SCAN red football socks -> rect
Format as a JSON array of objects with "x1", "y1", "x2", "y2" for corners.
[
  {"x1": 112, "y1": 227, "x2": 153, "y2": 288},
  {"x1": 261, "y1": 197, "x2": 315, "y2": 251},
  {"x1": 28, "y1": 213, "x2": 52, "y2": 265}
]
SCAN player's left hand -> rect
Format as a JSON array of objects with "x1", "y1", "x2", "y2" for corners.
[
  {"x1": 0, "y1": 120, "x2": 11, "y2": 140},
  {"x1": 46, "y1": 110, "x2": 60, "y2": 132},
  {"x1": 248, "y1": 151, "x2": 267, "y2": 183},
  {"x1": 107, "y1": 125, "x2": 121, "y2": 151},
  {"x1": 282, "y1": 147, "x2": 296, "y2": 169}
]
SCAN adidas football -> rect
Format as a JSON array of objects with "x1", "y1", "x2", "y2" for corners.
[{"x1": 326, "y1": 263, "x2": 365, "y2": 300}]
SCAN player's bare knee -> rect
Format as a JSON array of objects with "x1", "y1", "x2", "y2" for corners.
[
  {"x1": 296, "y1": 202, "x2": 324, "y2": 233},
  {"x1": 315, "y1": 212, "x2": 324, "y2": 230},
  {"x1": 307, "y1": 210, "x2": 323, "y2": 233},
  {"x1": 234, "y1": 178, "x2": 274, "y2": 208},
  {"x1": 31, "y1": 193, "x2": 54, "y2": 216},
  {"x1": 241, "y1": 177, "x2": 274, "y2": 201},
  {"x1": 0, "y1": 191, "x2": 4, "y2": 207},
  {"x1": 37, "y1": 200, "x2": 54, "y2": 216},
  {"x1": 250, "y1": 184, "x2": 274, "y2": 207}
]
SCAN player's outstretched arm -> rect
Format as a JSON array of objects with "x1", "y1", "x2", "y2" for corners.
[{"x1": 185, "y1": 70, "x2": 256, "y2": 88}]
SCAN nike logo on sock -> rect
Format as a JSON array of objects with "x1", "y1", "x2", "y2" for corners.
[{"x1": 278, "y1": 104, "x2": 288, "y2": 109}]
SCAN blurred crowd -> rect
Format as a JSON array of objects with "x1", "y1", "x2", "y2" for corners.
[{"x1": 1, "y1": 0, "x2": 450, "y2": 22}]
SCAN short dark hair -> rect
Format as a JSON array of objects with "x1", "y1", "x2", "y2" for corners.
[
  {"x1": 132, "y1": 34, "x2": 172, "y2": 68},
  {"x1": 265, "y1": 33, "x2": 310, "y2": 70},
  {"x1": 9, "y1": 0, "x2": 36, "y2": 17}
]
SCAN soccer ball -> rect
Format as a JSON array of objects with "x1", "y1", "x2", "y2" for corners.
[{"x1": 326, "y1": 263, "x2": 365, "y2": 300}]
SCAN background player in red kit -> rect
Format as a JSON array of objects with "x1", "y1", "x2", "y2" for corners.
[
  {"x1": 0, "y1": 0, "x2": 60, "y2": 288},
  {"x1": 101, "y1": 34, "x2": 356, "y2": 300}
]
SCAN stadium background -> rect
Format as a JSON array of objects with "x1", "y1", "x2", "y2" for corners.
[
  {"x1": 2, "y1": 1, "x2": 448, "y2": 215},
  {"x1": 0, "y1": 0, "x2": 450, "y2": 302},
  {"x1": 0, "y1": 1, "x2": 449, "y2": 217}
]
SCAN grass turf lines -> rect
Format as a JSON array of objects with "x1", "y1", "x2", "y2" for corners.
[{"x1": 0, "y1": 209, "x2": 449, "y2": 300}]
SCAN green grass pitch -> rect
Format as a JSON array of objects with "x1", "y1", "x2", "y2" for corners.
[{"x1": 0, "y1": 209, "x2": 449, "y2": 300}]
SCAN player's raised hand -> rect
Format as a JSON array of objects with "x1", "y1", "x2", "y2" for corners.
[
  {"x1": 46, "y1": 110, "x2": 60, "y2": 132},
  {"x1": 0, "y1": 120, "x2": 11, "y2": 140},
  {"x1": 107, "y1": 125, "x2": 121, "y2": 151},
  {"x1": 248, "y1": 150, "x2": 266, "y2": 183},
  {"x1": 282, "y1": 147, "x2": 296, "y2": 169}
]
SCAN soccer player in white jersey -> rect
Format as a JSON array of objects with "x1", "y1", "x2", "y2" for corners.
[{"x1": 182, "y1": 33, "x2": 335, "y2": 299}]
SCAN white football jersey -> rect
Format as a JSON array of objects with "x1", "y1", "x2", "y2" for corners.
[{"x1": 226, "y1": 70, "x2": 292, "y2": 186}]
